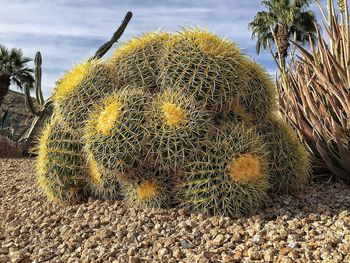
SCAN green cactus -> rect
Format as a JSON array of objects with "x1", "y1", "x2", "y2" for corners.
[
  {"x1": 159, "y1": 28, "x2": 246, "y2": 112},
  {"x1": 259, "y1": 114, "x2": 310, "y2": 194},
  {"x1": 52, "y1": 60, "x2": 118, "y2": 131},
  {"x1": 146, "y1": 89, "x2": 209, "y2": 169},
  {"x1": 121, "y1": 166, "x2": 171, "y2": 208},
  {"x1": 180, "y1": 122, "x2": 269, "y2": 217},
  {"x1": 84, "y1": 88, "x2": 149, "y2": 176},
  {"x1": 87, "y1": 155, "x2": 120, "y2": 199},
  {"x1": 90, "y1": 12, "x2": 133, "y2": 60},
  {"x1": 37, "y1": 116, "x2": 88, "y2": 203},
  {"x1": 111, "y1": 32, "x2": 171, "y2": 93},
  {"x1": 237, "y1": 58, "x2": 277, "y2": 123}
]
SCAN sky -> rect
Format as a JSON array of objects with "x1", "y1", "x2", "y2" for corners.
[{"x1": 0, "y1": 0, "x2": 324, "y2": 98}]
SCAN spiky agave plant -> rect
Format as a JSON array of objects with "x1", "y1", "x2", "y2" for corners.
[
  {"x1": 52, "y1": 60, "x2": 118, "y2": 131},
  {"x1": 87, "y1": 155, "x2": 120, "y2": 200},
  {"x1": 84, "y1": 87, "x2": 149, "y2": 178},
  {"x1": 278, "y1": 0, "x2": 350, "y2": 180},
  {"x1": 121, "y1": 166, "x2": 171, "y2": 208},
  {"x1": 111, "y1": 32, "x2": 171, "y2": 93},
  {"x1": 180, "y1": 122, "x2": 269, "y2": 217},
  {"x1": 159, "y1": 28, "x2": 246, "y2": 112},
  {"x1": 37, "y1": 116, "x2": 88, "y2": 203},
  {"x1": 259, "y1": 114, "x2": 309, "y2": 194},
  {"x1": 146, "y1": 89, "x2": 209, "y2": 169}
]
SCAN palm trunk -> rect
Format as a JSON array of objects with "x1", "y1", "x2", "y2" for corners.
[
  {"x1": 276, "y1": 23, "x2": 290, "y2": 69},
  {"x1": 0, "y1": 75, "x2": 11, "y2": 105}
]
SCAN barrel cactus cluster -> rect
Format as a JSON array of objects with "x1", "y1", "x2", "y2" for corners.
[{"x1": 37, "y1": 28, "x2": 309, "y2": 217}]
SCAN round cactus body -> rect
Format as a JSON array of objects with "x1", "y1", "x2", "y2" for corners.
[
  {"x1": 84, "y1": 88, "x2": 149, "y2": 176},
  {"x1": 260, "y1": 115, "x2": 310, "y2": 194},
  {"x1": 159, "y1": 28, "x2": 246, "y2": 111},
  {"x1": 52, "y1": 60, "x2": 118, "y2": 131},
  {"x1": 112, "y1": 32, "x2": 171, "y2": 93},
  {"x1": 147, "y1": 89, "x2": 209, "y2": 169},
  {"x1": 180, "y1": 123, "x2": 269, "y2": 217},
  {"x1": 37, "y1": 116, "x2": 88, "y2": 203}
]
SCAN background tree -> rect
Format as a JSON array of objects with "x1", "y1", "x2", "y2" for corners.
[
  {"x1": 249, "y1": 0, "x2": 318, "y2": 67},
  {"x1": 0, "y1": 45, "x2": 34, "y2": 104}
]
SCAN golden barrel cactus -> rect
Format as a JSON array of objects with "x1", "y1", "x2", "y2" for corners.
[{"x1": 36, "y1": 28, "x2": 309, "y2": 217}]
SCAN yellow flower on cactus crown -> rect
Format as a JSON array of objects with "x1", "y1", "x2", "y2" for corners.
[
  {"x1": 137, "y1": 181, "x2": 158, "y2": 200},
  {"x1": 97, "y1": 98, "x2": 122, "y2": 136},
  {"x1": 228, "y1": 154, "x2": 263, "y2": 182},
  {"x1": 53, "y1": 61, "x2": 92, "y2": 103},
  {"x1": 162, "y1": 102, "x2": 186, "y2": 127},
  {"x1": 88, "y1": 159, "x2": 102, "y2": 186}
]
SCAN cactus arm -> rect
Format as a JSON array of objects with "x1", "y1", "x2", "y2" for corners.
[
  {"x1": 19, "y1": 99, "x2": 52, "y2": 153},
  {"x1": 34, "y1": 52, "x2": 44, "y2": 105},
  {"x1": 89, "y1": 11, "x2": 133, "y2": 61},
  {"x1": 24, "y1": 83, "x2": 39, "y2": 116}
]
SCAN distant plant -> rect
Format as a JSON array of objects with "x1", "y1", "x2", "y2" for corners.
[
  {"x1": 277, "y1": 0, "x2": 350, "y2": 181},
  {"x1": 249, "y1": 0, "x2": 317, "y2": 67},
  {"x1": 0, "y1": 45, "x2": 34, "y2": 104}
]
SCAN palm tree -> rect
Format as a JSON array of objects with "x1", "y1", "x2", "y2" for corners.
[
  {"x1": 249, "y1": 0, "x2": 317, "y2": 67},
  {"x1": 0, "y1": 45, "x2": 34, "y2": 104}
]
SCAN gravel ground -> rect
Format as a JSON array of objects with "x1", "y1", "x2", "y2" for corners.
[{"x1": 1, "y1": 158, "x2": 350, "y2": 263}]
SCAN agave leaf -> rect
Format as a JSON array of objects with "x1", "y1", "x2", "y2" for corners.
[
  {"x1": 316, "y1": 139, "x2": 350, "y2": 181},
  {"x1": 1, "y1": 110, "x2": 10, "y2": 129}
]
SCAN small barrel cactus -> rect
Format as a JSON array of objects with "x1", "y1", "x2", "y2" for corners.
[
  {"x1": 146, "y1": 89, "x2": 209, "y2": 169},
  {"x1": 37, "y1": 116, "x2": 88, "y2": 203},
  {"x1": 159, "y1": 28, "x2": 246, "y2": 112},
  {"x1": 121, "y1": 166, "x2": 171, "y2": 208},
  {"x1": 180, "y1": 123, "x2": 269, "y2": 216},
  {"x1": 84, "y1": 88, "x2": 149, "y2": 176},
  {"x1": 259, "y1": 115, "x2": 310, "y2": 194},
  {"x1": 52, "y1": 60, "x2": 118, "y2": 131}
]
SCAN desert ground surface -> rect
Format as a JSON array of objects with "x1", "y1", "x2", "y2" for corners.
[{"x1": 1, "y1": 158, "x2": 350, "y2": 262}]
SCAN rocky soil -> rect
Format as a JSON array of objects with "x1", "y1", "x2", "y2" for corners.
[{"x1": 1, "y1": 158, "x2": 350, "y2": 262}]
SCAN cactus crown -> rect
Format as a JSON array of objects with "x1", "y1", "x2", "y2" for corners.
[
  {"x1": 228, "y1": 154, "x2": 263, "y2": 182},
  {"x1": 113, "y1": 32, "x2": 171, "y2": 59},
  {"x1": 162, "y1": 102, "x2": 187, "y2": 127},
  {"x1": 52, "y1": 61, "x2": 92, "y2": 102},
  {"x1": 137, "y1": 181, "x2": 158, "y2": 200},
  {"x1": 96, "y1": 95, "x2": 122, "y2": 136},
  {"x1": 178, "y1": 28, "x2": 241, "y2": 57}
]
